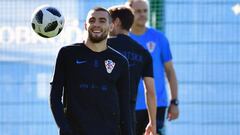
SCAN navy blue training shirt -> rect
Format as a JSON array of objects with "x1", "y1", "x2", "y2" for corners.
[
  {"x1": 50, "y1": 43, "x2": 132, "y2": 135},
  {"x1": 107, "y1": 34, "x2": 153, "y2": 107}
]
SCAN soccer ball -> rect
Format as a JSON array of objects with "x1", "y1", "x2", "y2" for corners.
[{"x1": 31, "y1": 5, "x2": 64, "y2": 38}]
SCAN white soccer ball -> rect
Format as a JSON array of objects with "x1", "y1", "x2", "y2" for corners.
[{"x1": 31, "y1": 5, "x2": 65, "y2": 38}]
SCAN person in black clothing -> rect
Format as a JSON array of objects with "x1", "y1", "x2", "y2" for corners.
[
  {"x1": 50, "y1": 7, "x2": 132, "y2": 135},
  {"x1": 107, "y1": 6, "x2": 157, "y2": 135}
]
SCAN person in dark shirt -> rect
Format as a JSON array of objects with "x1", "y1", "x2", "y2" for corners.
[
  {"x1": 107, "y1": 6, "x2": 157, "y2": 135},
  {"x1": 50, "y1": 7, "x2": 132, "y2": 135}
]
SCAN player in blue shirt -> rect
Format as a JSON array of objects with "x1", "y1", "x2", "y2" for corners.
[{"x1": 128, "y1": 0, "x2": 179, "y2": 135}]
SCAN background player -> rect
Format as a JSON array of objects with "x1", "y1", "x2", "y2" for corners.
[
  {"x1": 107, "y1": 6, "x2": 157, "y2": 135},
  {"x1": 128, "y1": 0, "x2": 179, "y2": 135}
]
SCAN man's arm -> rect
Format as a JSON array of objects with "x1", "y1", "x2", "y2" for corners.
[
  {"x1": 142, "y1": 50, "x2": 157, "y2": 134},
  {"x1": 164, "y1": 61, "x2": 179, "y2": 121},
  {"x1": 143, "y1": 77, "x2": 157, "y2": 135},
  {"x1": 50, "y1": 48, "x2": 73, "y2": 135},
  {"x1": 116, "y1": 59, "x2": 133, "y2": 135}
]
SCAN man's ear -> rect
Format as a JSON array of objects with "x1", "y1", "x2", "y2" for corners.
[
  {"x1": 115, "y1": 18, "x2": 122, "y2": 27},
  {"x1": 109, "y1": 22, "x2": 114, "y2": 32},
  {"x1": 84, "y1": 23, "x2": 87, "y2": 31}
]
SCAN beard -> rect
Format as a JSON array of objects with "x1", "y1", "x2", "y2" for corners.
[{"x1": 88, "y1": 30, "x2": 108, "y2": 43}]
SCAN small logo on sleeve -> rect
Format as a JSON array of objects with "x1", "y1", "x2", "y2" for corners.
[{"x1": 104, "y1": 59, "x2": 115, "y2": 73}]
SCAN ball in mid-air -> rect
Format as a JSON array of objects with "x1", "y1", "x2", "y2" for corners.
[{"x1": 31, "y1": 5, "x2": 65, "y2": 38}]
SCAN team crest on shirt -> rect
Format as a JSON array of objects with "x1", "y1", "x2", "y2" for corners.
[
  {"x1": 104, "y1": 59, "x2": 115, "y2": 73},
  {"x1": 147, "y1": 41, "x2": 156, "y2": 53}
]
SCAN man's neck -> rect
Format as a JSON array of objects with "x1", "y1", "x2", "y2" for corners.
[
  {"x1": 85, "y1": 39, "x2": 107, "y2": 52},
  {"x1": 118, "y1": 29, "x2": 129, "y2": 36},
  {"x1": 130, "y1": 24, "x2": 146, "y2": 35}
]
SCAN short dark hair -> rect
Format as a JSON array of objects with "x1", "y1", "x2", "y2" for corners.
[
  {"x1": 108, "y1": 6, "x2": 134, "y2": 31},
  {"x1": 90, "y1": 7, "x2": 112, "y2": 23}
]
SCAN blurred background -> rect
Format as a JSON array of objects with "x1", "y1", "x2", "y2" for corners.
[{"x1": 0, "y1": 0, "x2": 239, "y2": 135}]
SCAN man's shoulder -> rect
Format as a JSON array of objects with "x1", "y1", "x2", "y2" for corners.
[
  {"x1": 147, "y1": 27, "x2": 165, "y2": 37},
  {"x1": 130, "y1": 38, "x2": 146, "y2": 49},
  {"x1": 108, "y1": 46, "x2": 129, "y2": 63},
  {"x1": 59, "y1": 43, "x2": 84, "y2": 54},
  {"x1": 108, "y1": 35, "x2": 148, "y2": 55},
  {"x1": 107, "y1": 34, "x2": 132, "y2": 45},
  {"x1": 107, "y1": 36, "x2": 119, "y2": 47},
  {"x1": 61, "y1": 43, "x2": 83, "y2": 50},
  {"x1": 146, "y1": 27, "x2": 169, "y2": 44},
  {"x1": 130, "y1": 39, "x2": 150, "y2": 55}
]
